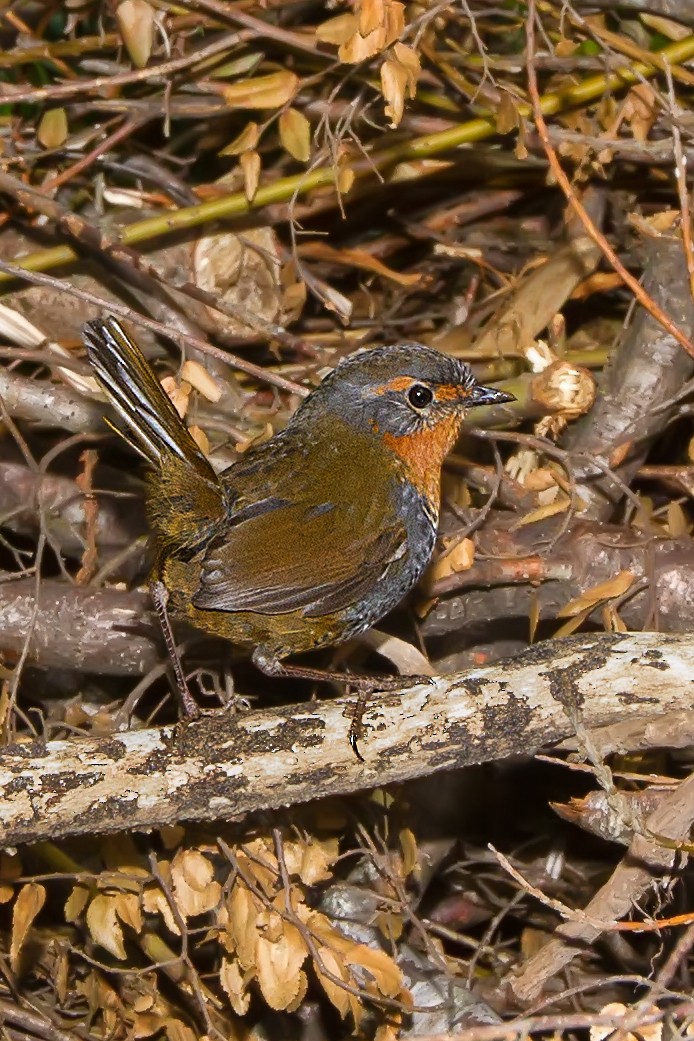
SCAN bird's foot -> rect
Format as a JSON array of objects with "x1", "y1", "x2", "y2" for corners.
[{"x1": 252, "y1": 647, "x2": 436, "y2": 758}]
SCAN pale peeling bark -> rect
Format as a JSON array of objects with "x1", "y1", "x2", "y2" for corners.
[{"x1": 1, "y1": 632, "x2": 693, "y2": 847}]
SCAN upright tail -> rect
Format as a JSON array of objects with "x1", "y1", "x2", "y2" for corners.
[
  {"x1": 83, "y1": 317, "x2": 215, "y2": 476},
  {"x1": 83, "y1": 317, "x2": 225, "y2": 552}
]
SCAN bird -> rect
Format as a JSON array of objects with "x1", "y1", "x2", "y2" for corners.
[{"x1": 83, "y1": 317, "x2": 514, "y2": 739}]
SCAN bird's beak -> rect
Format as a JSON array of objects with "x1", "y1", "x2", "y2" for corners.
[{"x1": 466, "y1": 383, "x2": 515, "y2": 408}]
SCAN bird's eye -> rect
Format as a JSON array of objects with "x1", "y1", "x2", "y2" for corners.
[{"x1": 407, "y1": 384, "x2": 433, "y2": 409}]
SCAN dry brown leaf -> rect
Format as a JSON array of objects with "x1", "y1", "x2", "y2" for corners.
[
  {"x1": 428, "y1": 536, "x2": 474, "y2": 583},
  {"x1": 520, "y1": 925, "x2": 551, "y2": 959},
  {"x1": 393, "y1": 41, "x2": 418, "y2": 71},
  {"x1": 334, "y1": 0, "x2": 403, "y2": 60},
  {"x1": 383, "y1": 1, "x2": 405, "y2": 46},
  {"x1": 339, "y1": 26, "x2": 386, "y2": 63},
  {"x1": 315, "y1": 12, "x2": 357, "y2": 46},
  {"x1": 555, "y1": 37, "x2": 579, "y2": 57},
  {"x1": 376, "y1": 910, "x2": 403, "y2": 942},
  {"x1": 132, "y1": 994, "x2": 155, "y2": 1015},
  {"x1": 240, "y1": 149, "x2": 261, "y2": 203},
  {"x1": 37, "y1": 108, "x2": 68, "y2": 149},
  {"x1": 346, "y1": 942, "x2": 404, "y2": 998},
  {"x1": 222, "y1": 71, "x2": 298, "y2": 110},
  {"x1": 375, "y1": 1021, "x2": 402, "y2": 1041},
  {"x1": 226, "y1": 884, "x2": 262, "y2": 969},
  {"x1": 304, "y1": 909, "x2": 353, "y2": 952},
  {"x1": 495, "y1": 91, "x2": 520, "y2": 133},
  {"x1": 65, "y1": 883, "x2": 90, "y2": 922},
  {"x1": 298, "y1": 837, "x2": 339, "y2": 885},
  {"x1": 282, "y1": 279, "x2": 307, "y2": 318},
  {"x1": 622, "y1": 82, "x2": 657, "y2": 144},
  {"x1": 160, "y1": 376, "x2": 191, "y2": 419},
  {"x1": 281, "y1": 837, "x2": 337, "y2": 885},
  {"x1": 255, "y1": 919, "x2": 308, "y2": 1010},
  {"x1": 165, "y1": 1019, "x2": 196, "y2": 1041},
  {"x1": 258, "y1": 907, "x2": 284, "y2": 943},
  {"x1": 554, "y1": 604, "x2": 596, "y2": 639},
  {"x1": 192, "y1": 221, "x2": 291, "y2": 338},
  {"x1": 86, "y1": 892, "x2": 142, "y2": 956},
  {"x1": 171, "y1": 848, "x2": 221, "y2": 919},
  {"x1": 54, "y1": 946, "x2": 69, "y2": 1005},
  {"x1": 143, "y1": 882, "x2": 180, "y2": 936},
  {"x1": 187, "y1": 425, "x2": 210, "y2": 456},
  {"x1": 285, "y1": 970, "x2": 309, "y2": 1014},
  {"x1": 359, "y1": 0, "x2": 385, "y2": 35},
  {"x1": 522, "y1": 467, "x2": 558, "y2": 492},
  {"x1": 319, "y1": 280, "x2": 354, "y2": 320},
  {"x1": 381, "y1": 43, "x2": 419, "y2": 126},
  {"x1": 558, "y1": 570, "x2": 635, "y2": 618},
  {"x1": 381, "y1": 58, "x2": 408, "y2": 127},
  {"x1": 133, "y1": 1012, "x2": 168, "y2": 1039},
  {"x1": 76, "y1": 973, "x2": 123, "y2": 1035},
  {"x1": 399, "y1": 827, "x2": 418, "y2": 877},
  {"x1": 512, "y1": 497, "x2": 570, "y2": 529},
  {"x1": 219, "y1": 121, "x2": 260, "y2": 156},
  {"x1": 602, "y1": 604, "x2": 628, "y2": 633},
  {"x1": 279, "y1": 108, "x2": 311, "y2": 163},
  {"x1": 239, "y1": 839, "x2": 279, "y2": 895},
  {"x1": 114, "y1": 891, "x2": 143, "y2": 933},
  {"x1": 86, "y1": 893, "x2": 128, "y2": 960},
  {"x1": 360, "y1": 629, "x2": 435, "y2": 675},
  {"x1": 529, "y1": 590, "x2": 540, "y2": 643},
  {"x1": 298, "y1": 241, "x2": 422, "y2": 286},
  {"x1": 628, "y1": 209, "x2": 679, "y2": 238},
  {"x1": 591, "y1": 1003, "x2": 662, "y2": 1041},
  {"x1": 116, "y1": 0, "x2": 155, "y2": 68},
  {"x1": 220, "y1": 957, "x2": 251, "y2": 1015},
  {"x1": 180, "y1": 360, "x2": 221, "y2": 402},
  {"x1": 160, "y1": 825, "x2": 185, "y2": 850},
  {"x1": 667, "y1": 500, "x2": 690, "y2": 537},
  {"x1": 10, "y1": 882, "x2": 46, "y2": 972},
  {"x1": 337, "y1": 165, "x2": 355, "y2": 194},
  {"x1": 314, "y1": 944, "x2": 354, "y2": 1019}
]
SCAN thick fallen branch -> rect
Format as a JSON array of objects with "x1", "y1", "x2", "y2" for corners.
[
  {"x1": 0, "y1": 576, "x2": 155, "y2": 675},
  {"x1": 565, "y1": 235, "x2": 694, "y2": 519},
  {"x1": 0, "y1": 632, "x2": 692, "y2": 847}
]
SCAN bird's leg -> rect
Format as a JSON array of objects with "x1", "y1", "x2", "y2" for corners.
[
  {"x1": 252, "y1": 647, "x2": 430, "y2": 691},
  {"x1": 150, "y1": 580, "x2": 201, "y2": 721},
  {"x1": 252, "y1": 647, "x2": 432, "y2": 760}
]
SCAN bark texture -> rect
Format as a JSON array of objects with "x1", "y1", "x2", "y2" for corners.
[{"x1": 0, "y1": 631, "x2": 691, "y2": 847}]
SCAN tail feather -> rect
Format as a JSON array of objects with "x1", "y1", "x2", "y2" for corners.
[
  {"x1": 83, "y1": 317, "x2": 214, "y2": 479},
  {"x1": 83, "y1": 317, "x2": 226, "y2": 553}
]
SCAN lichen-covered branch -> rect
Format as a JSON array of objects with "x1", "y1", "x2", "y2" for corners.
[{"x1": 1, "y1": 632, "x2": 692, "y2": 847}]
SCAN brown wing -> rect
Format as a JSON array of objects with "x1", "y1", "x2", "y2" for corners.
[
  {"x1": 193, "y1": 495, "x2": 405, "y2": 616},
  {"x1": 192, "y1": 422, "x2": 407, "y2": 617}
]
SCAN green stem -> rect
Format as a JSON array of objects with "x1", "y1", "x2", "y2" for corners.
[{"x1": 0, "y1": 33, "x2": 120, "y2": 67}]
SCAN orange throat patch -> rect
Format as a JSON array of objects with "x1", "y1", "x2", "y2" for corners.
[{"x1": 383, "y1": 413, "x2": 463, "y2": 506}]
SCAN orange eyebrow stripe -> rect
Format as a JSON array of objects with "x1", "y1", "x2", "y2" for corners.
[
  {"x1": 436, "y1": 384, "x2": 466, "y2": 401},
  {"x1": 373, "y1": 375, "x2": 416, "y2": 395}
]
